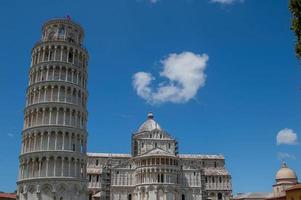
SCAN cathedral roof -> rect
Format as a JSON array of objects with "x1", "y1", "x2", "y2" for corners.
[
  {"x1": 138, "y1": 112, "x2": 162, "y2": 132},
  {"x1": 179, "y1": 154, "x2": 224, "y2": 159},
  {"x1": 87, "y1": 153, "x2": 131, "y2": 158},
  {"x1": 204, "y1": 168, "x2": 230, "y2": 176}
]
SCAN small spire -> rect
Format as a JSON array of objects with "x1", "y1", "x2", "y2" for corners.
[
  {"x1": 147, "y1": 112, "x2": 154, "y2": 119},
  {"x1": 282, "y1": 161, "x2": 288, "y2": 168}
]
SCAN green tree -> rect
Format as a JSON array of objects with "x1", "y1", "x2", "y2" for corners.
[{"x1": 290, "y1": 0, "x2": 301, "y2": 58}]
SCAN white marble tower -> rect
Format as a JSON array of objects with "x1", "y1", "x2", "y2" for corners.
[{"x1": 17, "y1": 18, "x2": 89, "y2": 200}]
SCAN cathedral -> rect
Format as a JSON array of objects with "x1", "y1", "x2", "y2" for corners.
[
  {"x1": 87, "y1": 112, "x2": 232, "y2": 200},
  {"x1": 16, "y1": 18, "x2": 232, "y2": 200}
]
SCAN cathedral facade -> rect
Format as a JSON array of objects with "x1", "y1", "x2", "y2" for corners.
[{"x1": 87, "y1": 113, "x2": 232, "y2": 200}]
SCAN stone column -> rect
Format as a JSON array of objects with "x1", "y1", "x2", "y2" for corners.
[
  {"x1": 46, "y1": 157, "x2": 49, "y2": 177},
  {"x1": 47, "y1": 132, "x2": 51, "y2": 150},
  {"x1": 61, "y1": 158, "x2": 64, "y2": 176},
  {"x1": 62, "y1": 132, "x2": 65, "y2": 150},
  {"x1": 38, "y1": 159, "x2": 42, "y2": 177},
  {"x1": 54, "y1": 157, "x2": 57, "y2": 176}
]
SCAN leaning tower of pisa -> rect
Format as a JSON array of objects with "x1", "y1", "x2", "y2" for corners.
[{"x1": 17, "y1": 18, "x2": 89, "y2": 200}]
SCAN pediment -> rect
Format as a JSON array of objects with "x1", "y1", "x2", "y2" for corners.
[{"x1": 139, "y1": 147, "x2": 175, "y2": 157}]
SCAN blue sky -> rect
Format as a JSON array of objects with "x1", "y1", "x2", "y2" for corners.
[{"x1": 0, "y1": 0, "x2": 300, "y2": 194}]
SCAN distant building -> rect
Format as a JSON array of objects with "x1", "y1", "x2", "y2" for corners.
[
  {"x1": 272, "y1": 162, "x2": 298, "y2": 198},
  {"x1": 87, "y1": 113, "x2": 232, "y2": 200},
  {"x1": 233, "y1": 193, "x2": 273, "y2": 200},
  {"x1": 0, "y1": 193, "x2": 16, "y2": 200},
  {"x1": 233, "y1": 162, "x2": 299, "y2": 200},
  {"x1": 285, "y1": 184, "x2": 301, "y2": 200}
]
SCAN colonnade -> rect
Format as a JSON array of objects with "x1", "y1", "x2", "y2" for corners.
[
  {"x1": 136, "y1": 157, "x2": 179, "y2": 167},
  {"x1": 135, "y1": 169, "x2": 179, "y2": 185},
  {"x1": 23, "y1": 106, "x2": 87, "y2": 129},
  {"x1": 31, "y1": 44, "x2": 88, "y2": 69},
  {"x1": 132, "y1": 156, "x2": 180, "y2": 186},
  {"x1": 205, "y1": 176, "x2": 231, "y2": 190},
  {"x1": 26, "y1": 84, "x2": 87, "y2": 107},
  {"x1": 29, "y1": 64, "x2": 87, "y2": 88},
  {"x1": 19, "y1": 155, "x2": 85, "y2": 180},
  {"x1": 112, "y1": 172, "x2": 134, "y2": 186},
  {"x1": 21, "y1": 130, "x2": 86, "y2": 154}
]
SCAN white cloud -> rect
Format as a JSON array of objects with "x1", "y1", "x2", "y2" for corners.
[
  {"x1": 132, "y1": 51, "x2": 209, "y2": 104},
  {"x1": 210, "y1": 0, "x2": 243, "y2": 4},
  {"x1": 277, "y1": 152, "x2": 296, "y2": 160},
  {"x1": 276, "y1": 128, "x2": 298, "y2": 145}
]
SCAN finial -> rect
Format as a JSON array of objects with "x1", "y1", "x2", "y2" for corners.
[
  {"x1": 282, "y1": 161, "x2": 287, "y2": 168},
  {"x1": 66, "y1": 15, "x2": 72, "y2": 21},
  {"x1": 147, "y1": 112, "x2": 154, "y2": 119}
]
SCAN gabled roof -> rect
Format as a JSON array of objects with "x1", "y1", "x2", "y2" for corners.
[{"x1": 138, "y1": 147, "x2": 175, "y2": 158}]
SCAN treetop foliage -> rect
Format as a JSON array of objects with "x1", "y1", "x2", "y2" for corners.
[{"x1": 290, "y1": 0, "x2": 301, "y2": 58}]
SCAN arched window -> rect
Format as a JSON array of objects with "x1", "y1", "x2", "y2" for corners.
[
  {"x1": 58, "y1": 26, "x2": 65, "y2": 39},
  {"x1": 182, "y1": 194, "x2": 185, "y2": 200},
  {"x1": 128, "y1": 194, "x2": 132, "y2": 200},
  {"x1": 48, "y1": 31, "x2": 55, "y2": 40},
  {"x1": 68, "y1": 51, "x2": 73, "y2": 63},
  {"x1": 96, "y1": 159, "x2": 99, "y2": 166},
  {"x1": 218, "y1": 193, "x2": 223, "y2": 200},
  {"x1": 67, "y1": 33, "x2": 75, "y2": 43},
  {"x1": 60, "y1": 197, "x2": 63, "y2": 200},
  {"x1": 161, "y1": 174, "x2": 164, "y2": 183},
  {"x1": 133, "y1": 141, "x2": 138, "y2": 156}
]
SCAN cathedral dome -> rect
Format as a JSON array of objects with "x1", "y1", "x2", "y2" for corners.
[
  {"x1": 138, "y1": 112, "x2": 161, "y2": 132},
  {"x1": 275, "y1": 162, "x2": 297, "y2": 182}
]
